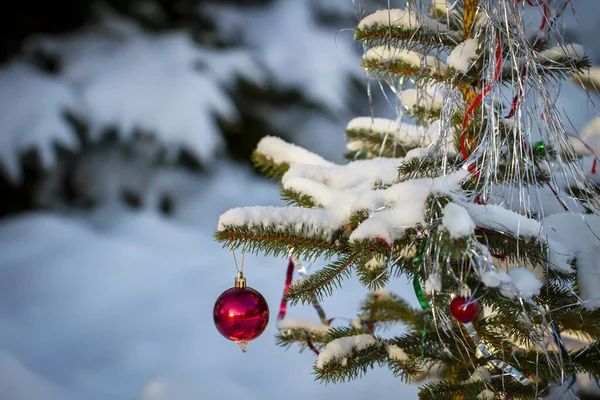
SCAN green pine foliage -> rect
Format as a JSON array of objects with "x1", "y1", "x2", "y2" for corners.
[{"x1": 216, "y1": 0, "x2": 600, "y2": 398}]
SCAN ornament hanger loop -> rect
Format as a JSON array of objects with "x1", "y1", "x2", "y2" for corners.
[
  {"x1": 235, "y1": 271, "x2": 246, "y2": 289},
  {"x1": 232, "y1": 245, "x2": 247, "y2": 288}
]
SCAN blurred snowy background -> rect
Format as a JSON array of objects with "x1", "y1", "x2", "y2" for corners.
[{"x1": 0, "y1": 0, "x2": 600, "y2": 399}]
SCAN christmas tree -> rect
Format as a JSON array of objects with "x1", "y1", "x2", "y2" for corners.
[{"x1": 216, "y1": 0, "x2": 600, "y2": 398}]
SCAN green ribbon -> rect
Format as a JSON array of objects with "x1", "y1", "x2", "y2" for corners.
[
  {"x1": 412, "y1": 242, "x2": 429, "y2": 310},
  {"x1": 412, "y1": 242, "x2": 430, "y2": 357},
  {"x1": 412, "y1": 242, "x2": 425, "y2": 268},
  {"x1": 413, "y1": 276, "x2": 430, "y2": 310}
]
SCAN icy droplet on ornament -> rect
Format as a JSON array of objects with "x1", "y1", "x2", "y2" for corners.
[{"x1": 237, "y1": 341, "x2": 248, "y2": 353}]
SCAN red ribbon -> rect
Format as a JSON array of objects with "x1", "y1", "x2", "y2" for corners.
[
  {"x1": 277, "y1": 258, "x2": 324, "y2": 355},
  {"x1": 460, "y1": 39, "x2": 503, "y2": 175},
  {"x1": 566, "y1": 133, "x2": 599, "y2": 175},
  {"x1": 376, "y1": 237, "x2": 393, "y2": 251},
  {"x1": 305, "y1": 333, "x2": 320, "y2": 355},
  {"x1": 517, "y1": 0, "x2": 548, "y2": 30},
  {"x1": 505, "y1": 66, "x2": 527, "y2": 119},
  {"x1": 277, "y1": 257, "x2": 295, "y2": 321}
]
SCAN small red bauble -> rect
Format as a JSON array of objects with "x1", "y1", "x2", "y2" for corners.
[
  {"x1": 213, "y1": 274, "x2": 269, "y2": 352},
  {"x1": 449, "y1": 296, "x2": 479, "y2": 323}
]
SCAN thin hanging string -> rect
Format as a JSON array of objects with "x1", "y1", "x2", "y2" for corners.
[
  {"x1": 232, "y1": 251, "x2": 240, "y2": 274},
  {"x1": 232, "y1": 247, "x2": 245, "y2": 276}
]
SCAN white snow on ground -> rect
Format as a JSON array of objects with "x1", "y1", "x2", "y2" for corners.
[{"x1": 0, "y1": 163, "x2": 418, "y2": 400}]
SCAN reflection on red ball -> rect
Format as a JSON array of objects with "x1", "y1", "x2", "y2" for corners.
[
  {"x1": 449, "y1": 296, "x2": 479, "y2": 323},
  {"x1": 213, "y1": 286, "x2": 269, "y2": 342}
]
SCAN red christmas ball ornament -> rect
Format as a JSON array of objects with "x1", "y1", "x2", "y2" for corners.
[
  {"x1": 213, "y1": 273, "x2": 269, "y2": 352},
  {"x1": 449, "y1": 296, "x2": 480, "y2": 323}
]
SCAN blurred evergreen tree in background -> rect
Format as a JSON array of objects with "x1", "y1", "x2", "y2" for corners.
[{"x1": 0, "y1": 0, "x2": 364, "y2": 216}]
